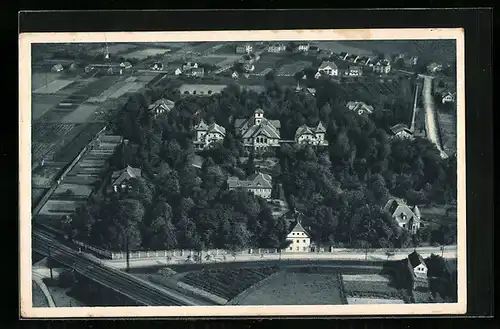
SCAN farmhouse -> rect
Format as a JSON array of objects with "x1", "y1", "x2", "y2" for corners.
[
  {"x1": 384, "y1": 198, "x2": 422, "y2": 234},
  {"x1": 107, "y1": 165, "x2": 142, "y2": 194},
  {"x1": 357, "y1": 56, "x2": 372, "y2": 66},
  {"x1": 294, "y1": 122, "x2": 328, "y2": 146},
  {"x1": 236, "y1": 44, "x2": 253, "y2": 54},
  {"x1": 193, "y1": 119, "x2": 226, "y2": 150},
  {"x1": 390, "y1": 123, "x2": 414, "y2": 139},
  {"x1": 148, "y1": 98, "x2": 175, "y2": 117},
  {"x1": 235, "y1": 109, "x2": 281, "y2": 152},
  {"x1": 441, "y1": 91, "x2": 456, "y2": 104},
  {"x1": 346, "y1": 54, "x2": 360, "y2": 63},
  {"x1": 409, "y1": 56, "x2": 419, "y2": 66},
  {"x1": 174, "y1": 68, "x2": 182, "y2": 76},
  {"x1": 372, "y1": 59, "x2": 392, "y2": 74},
  {"x1": 297, "y1": 43, "x2": 310, "y2": 52},
  {"x1": 151, "y1": 62, "x2": 164, "y2": 71},
  {"x1": 346, "y1": 101, "x2": 374, "y2": 116},
  {"x1": 227, "y1": 172, "x2": 272, "y2": 199},
  {"x1": 284, "y1": 213, "x2": 311, "y2": 252},
  {"x1": 346, "y1": 65, "x2": 363, "y2": 77},
  {"x1": 407, "y1": 251, "x2": 429, "y2": 290},
  {"x1": 182, "y1": 62, "x2": 198, "y2": 71},
  {"x1": 187, "y1": 67, "x2": 205, "y2": 77},
  {"x1": 51, "y1": 64, "x2": 64, "y2": 72},
  {"x1": 120, "y1": 61, "x2": 132, "y2": 69},
  {"x1": 315, "y1": 61, "x2": 339, "y2": 79},
  {"x1": 267, "y1": 43, "x2": 286, "y2": 53}
]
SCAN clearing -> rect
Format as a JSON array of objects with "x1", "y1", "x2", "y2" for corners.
[
  {"x1": 231, "y1": 267, "x2": 344, "y2": 305},
  {"x1": 60, "y1": 104, "x2": 100, "y2": 124},
  {"x1": 32, "y1": 72, "x2": 64, "y2": 91},
  {"x1": 123, "y1": 48, "x2": 171, "y2": 60}
]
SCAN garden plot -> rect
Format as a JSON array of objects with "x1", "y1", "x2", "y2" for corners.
[
  {"x1": 342, "y1": 274, "x2": 390, "y2": 283},
  {"x1": 54, "y1": 184, "x2": 93, "y2": 198},
  {"x1": 32, "y1": 95, "x2": 64, "y2": 120},
  {"x1": 32, "y1": 166, "x2": 62, "y2": 188},
  {"x1": 123, "y1": 48, "x2": 171, "y2": 60},
  {"x1": 276, "y1": 61, "x2": 312, "y2": 76},
  {"x1": 38, "y1": 200, "x2": 85, "y2": 216},
  {"x1": 33, "y1": 79, "x2": 75, "y2": 94},
  {"x1": 107, "y1": 82, "x2": 144, "y2": 99},
  {"x1": 341, "y1": 276, "x2": 404, "y2": 302},
  {"x1": 32, "y1": 72, "x2": 63, "y2": 91},
  {"x1": 232, "y1": 269, "x2": 344, "y2": 305},
  {"x1": 60, "y1": 104, "x2": 100, "y2": 123}
]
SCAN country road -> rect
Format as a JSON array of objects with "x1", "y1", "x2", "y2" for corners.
[
  {"x1": 422, "y1": 75, "x2": 448, "y2": 159},
  {"x1": 32, "y1": 230, "x2": 214, "y2": 306}
]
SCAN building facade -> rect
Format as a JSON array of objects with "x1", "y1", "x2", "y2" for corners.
[
  {"x1": 107, "y1": 165, "x2": 142, "y2": 194},
  {"x1": 373, "y1": 59, "x2": 392, "y2": 74},
  {"x1": 236, "y1": 44, "x2": 253, "y2": 54},
  {"x1": 315, "y1": 61, "x2": 339, "y2": 79},
  {"x1": 346, "y1": 101, "x2": 374, "y2": 116},
  {"x1": 235, "y1": 109, "x2": 281, "y2": 152},
  {"x1": 227, "y1": 172, "x2": 272, "y2": 199},
  {"x1": 267, "y1": 44, "x2": 286, "y2": 53},
  {"x1": 407, "y1": 251, "x2": 429, "y2": 291},
  {"x1": 193, "y1": 119, "x2": 226, "y2": 150},
  {"x1": 384, "y1": 198, "x2": 422, "y2": 234},
  {"x1": 148, "y1": 98, "x2": 175, "y2": 117},
  {"x1": 285, "y1": 215, "x2": 311, "y2": 252},
  {"x1": 294, "y1": 122, "x2": 328, "y2": 146}
]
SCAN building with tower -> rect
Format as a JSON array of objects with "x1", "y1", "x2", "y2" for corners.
[
  {"x1": 235, "y1": 109, "x2": 281, "y2": 152},
  {"x1": 294, "y1": 122, "x2": 328, "y2": 146},
  {"x1": 193, "y1": 119, "x2": 226, "y2": 150}
]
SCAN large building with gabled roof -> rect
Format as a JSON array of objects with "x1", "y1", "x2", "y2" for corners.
[
  {"x1": 384, "y1": 198, "x2": 422, "y2": 234},
  {"x1": 227, "y1": 172, "x2": 273, "y2": 199},
  {"x1": 285, "y1": 212, "x2": 311, "y2": 252},
  {"x1": 107, "y1": 165, "x2": 142, "y2": 194},
  {"x1": 294, "y1": 122, "x2": 328, "y2": 146},
  {"x1": 193, "y1": 119, "x2": 226, "y2": 150},
  {"x1": 235, "y1": 108, "x2": 281, "y2": 152}
]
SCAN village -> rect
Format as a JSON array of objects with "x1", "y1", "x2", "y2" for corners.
[{"x1": 31, "y1": 40, "x2": 458, "y2": 308}]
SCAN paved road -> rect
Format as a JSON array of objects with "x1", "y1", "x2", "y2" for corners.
[
  {"x1": 105, "y1": 245, "x2": 458, "y2": 270},
  {"x1": 422, "y1": 75, "x2": 448, "y2": 159},
  {"x1": 32, "y1": 230, "x2": 213, "y2": 306}
]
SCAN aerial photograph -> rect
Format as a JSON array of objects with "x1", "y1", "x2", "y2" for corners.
[{"x1": 30, "y1": 39, "x2": 458, "y2": 308}]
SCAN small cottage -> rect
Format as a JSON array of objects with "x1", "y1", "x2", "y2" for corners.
[
  {"x1": 407, "y1": 251, "x2": 429, "y2": 290},
  {"x1": 285, "y1": 214, "x2": 311, "y2": 252},
  {"x1": 107, "y1": 165, "x2": 142, "y2": 194}
]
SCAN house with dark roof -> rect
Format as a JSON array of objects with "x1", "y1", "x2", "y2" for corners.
[
  {"x1": 346, "y1": 65, "x2": 363, "y2": 76},
  {"x1": 390, "y1": 123, "x2": 414, "y2": 139},
  {"x1": 384, "y1": 198, "x2": 422, "y2": 234},
  {"x1": 294, "y1": 122, "x2": 328, "y2": 146},
  {"x1": 285, "y1": 213, "x2": 311, "y2": 252},
  {"x1": 193, "y1": 119, "x2": 226, "y2": 150},
  {"x1": 441, "y1": 91, "x2": 456, "y2": 104},
  {"x1": 107, "y1": 165, "x2": 142, "y2": 194},
  {"x1": 235, "y1": 109, "x2": 281, "y2": 152},
  {"x1": 407, "y1": 251, "x2": 429, "y2": 290},
  {"x1": 227, "y1": 172, "x2": 273, "y2": 199},
  {"x1": 51, "y1": 63, "x2": 64, "y2": 72},
  {"x1": 148, "y1": 98, "x2": 175, "y2": 117},
  {"x1": 373, "y1": 59, "x2": 392, "y2": 74},
  {"x1": 315, "y1": 61, "x2": 339, "y2": 79},
  {"x1": 346, "y1": 101, "x2": 374, "y2": 116}
]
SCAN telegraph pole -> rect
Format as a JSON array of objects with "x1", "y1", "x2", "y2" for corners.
[{"x1": 48, "y1": 249, "x2": 53, "y2": 280}]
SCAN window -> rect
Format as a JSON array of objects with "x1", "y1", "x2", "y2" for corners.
[
  {"x1": 303, "y1": 240, "x2": 306, "y2": 243},
  {"x1": 303, "y1": 247, "x2": 306, "y2": 251},
  {"x1": 296, "y1": 247, "x2": 299, "y2": 251},
  {"x1": 289, "y1": 247, "x2": 293, "y2": 250},
  {"x1": 296, "y1": 240, "x2": 300, "y2": 243},
  {"x1": 402, "y1": 224, "x2": 406, "y2": 228}
]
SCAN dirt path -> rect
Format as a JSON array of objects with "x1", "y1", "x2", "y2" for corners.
[{"x1": 422, "y1": 76, "x2": 448, "y2": 159}]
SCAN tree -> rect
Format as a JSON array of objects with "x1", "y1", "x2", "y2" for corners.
[
  {"x1": 245, "y1": 150, "x2": 256, "y2": 176},
  {"x1": 265, "y1": 70, "x2": 276, "y2": 82}
]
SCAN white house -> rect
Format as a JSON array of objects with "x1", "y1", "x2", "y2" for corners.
[
  {"x1": 51, "y1": 64, "x2": 64, "y2": 72},
  {"x1": 390, "y1": 123, "x2": 414, "y2": 140},
  {"x1": 120, "y1": 61, "x2": 132, "y2": 69},
  {"x1": 267, "y1": 44, "x2": 286, "y2": 53},
  {"x1": 235, "y1": 109, "x2": 281, "y2": 152},
  {"x1": 315, "y1": 61, "x2": 339, "y2": 79},
  {"x1": 346, "y1": 101, "x2": 374, "y2": 116},
  {"x1": 151, "y1": 62, "x2": 164, "y2": 71},
  {"x1": 285, "y1": 215, "x2": 311, "y2": 252},
  {"x1": 373, "y1": 59, "x2": 391, "y2": 74},
  {"x1": 236, "y1": 44, "x2": 253, "y2": 54},
  {"x1": 174, "y1": 68, "x2": 182, "y2": 76},
  {"x1": 193, "y1": 119, "x2": 226, "y2": 150},
  {"x1": 148, "y1": 98, "x2": 175, "y2": 117},
  {"x1": 441, "y1": 91, "x2": 456, "y2": 104},
  {"x1": 407, "y1": 251, "x2": 429, "y2": 290},
  {"x1": 107, "y1": 165, "x2": 142, "y2": 194},
  {"x1": 182, "y1": 62, "x2": 198, "y2": 71},
  {"x1": 384, "y1": 198, "x2": 422, "y2": 234},
  {"x1": 297, "y1": 43, "x2": 310, "y2": 52},
  {"x1": 227, "y1": 172, "x2": 272, "y2": 199},
  {"x1": 294, "y1": 122, "x2": 328, "y2": 146},
  {"x1": 232, "y1": 71, "x2": 239, "y2": 79}
]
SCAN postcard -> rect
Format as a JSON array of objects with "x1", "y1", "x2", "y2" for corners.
[{"x1": 19, "y1": 28, "x2": 466, "y2": 318}]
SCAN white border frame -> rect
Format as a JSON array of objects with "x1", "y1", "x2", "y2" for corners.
[{"x1": 19, "y1": 28, "x2": 466, "y2": 318}]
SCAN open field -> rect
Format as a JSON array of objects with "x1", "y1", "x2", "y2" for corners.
[
  {"x1": 232, "y1": 268, "x2": 344, "y2": 305},
  {"x1": 347, "y1": 297, "x2": 405, "y2": 304},
  {"x1": 32, "y1": 72, "x2": 64, "y2": 91},
  {"x1": 54, "y1": 184, "x2": 93, "y2": 198},
  {"x1": 88, "y1": 43, "x2": 138, "y2": 56},
  {"x1": 39, "y1": 199, "x2": 86, "y2": 216},
  {"x1": 123, "y1": 48, "x2": 171, "y2": 60},
  {"x1": 213, "y1": 43, "x2": 238, "y2": 55},
  {"x1": 253, "y1": 54, "x2": 284, "y2": 74},
  {"x1": 179, "y1": 266, "x2": 279, "y2": 300},
  {"x1": 342, "y1": 274, "x2": 390, "y2": 283},
  {"x1": 53, "y1": 122, "x2": 105, "y2": 163},
  {"x1": 32, "y1": 165, "x2": 64, "y2": 188},
  {"x1": 60, "y1": 104, "x2": 100, "y2": 123},
  {"x1": 32, "y1": 95, "x2": 65, "y2": 120},
  {"x1": 32, "y1": 281, "x2": 49, "y2": 307},
  {"x1": 276, "y1": 60, "x2": 312, "y2": 76},
  {"x1": 195, "y1": 56, "x2": 228, "y2": 66},
  {"x1": 33, "y1": 79, "x2": 75, "y2": 94},
  {"x1": 32, "y1": 123, "x2": 83, "y2": 161},
  {"x1": 316, "y1": 41, "x2": 375, "y2": 56},
  {"x1": 342, "y1": 277, "x2": 403, "y2": 300}
]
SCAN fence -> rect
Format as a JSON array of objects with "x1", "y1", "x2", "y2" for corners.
[
  {"x1": 74, "y1": 240, "x2": 113, "y2": 259},
  {"x1": 109, "y1": 248, "x2": 281, "y2": 260}
]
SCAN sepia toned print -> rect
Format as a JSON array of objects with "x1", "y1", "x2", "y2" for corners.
[{"x1": 19, "y1": 28, "x2": 466, "y2": 318}]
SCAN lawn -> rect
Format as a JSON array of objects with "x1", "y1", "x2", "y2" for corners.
[
  {"x1": 179, "y1": 266, "x2": 280, "y2": 300},
  {"x1": 53, "y1": 122, "x2": 105, "y2": 162},
  {"x1": 276, "y1": 61, "x2": 312, "y2": 76},
  {"x1": 32, "y1": 166, "x2": 63, "y2": 188},
  {"x1": 60, "y1": 104, "x2": 100, "y2": 124},
  {"x1": 32, "y1": 281, "x2": 49, "y2": 307},
  {"x1": 123, "y1": 48, "x2": 171, "y2": 60},
  {"x1": 342, "y1": 278, "x2": 403, "y2": 300},
  {"x1": 231, "y1": 268, "x2": 345, "y2": 305}
]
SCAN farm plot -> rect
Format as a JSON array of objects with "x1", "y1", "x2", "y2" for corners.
[
  {"x1": 39, "y1": 200, "x2": 86, "y2": 216},
  {"x1": 31, "y1": 123, "x2": 82, "y2": 161},
  {"x1": 436, "y1": 110, "x2": 457, "y2": 155},
  {"x1": 32, "y1": 72, "x2": 64, "y2": 91},
  {"x1": 179, "y1": 266, "x2": 279, "y2": 301},
  {"x1": 123, "y1": 48, "x2": 171, "y2": 60},
  {"x1": 33, "y1": 79, "x2": 75, "y2": 94},
  {"x1": 32, "y1": 166, "x2": 63, "y2": 188},
  {"x1": 32, "y1": 188, "x2": 48, "y2": 205},
  {"x1": 232, "y1": 268, "x2": 344, "y2": 305},
  {"x1": 196, "y1": 56, "x2": 228, "y2": 66},
  {"x1": 53, "y1": 122, "x2": 105, "y2": 163},
  {"x1": 276, "y1": 61, "x2": 312, "y2": 76},
  {"x1": 252, "y1": 55, "x2": 283, "y2": 74},
  {"x1": 60, "y1": 104, "x2": 100, "y2": 123},
  {"x1": 316, "y1": 41, "x2": 374, "y2": 56},
  {"x1": 342, "y1": 276, "x2": 403, "y2": 301},
  {"x1": 32, "y1": 94, "x2": 65, "y2": 120},
  {"x1": 54, "y1": 184, "x2": 93, "y2": 198}
]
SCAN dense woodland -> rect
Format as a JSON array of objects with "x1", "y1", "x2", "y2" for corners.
[{"x1": 65, "y1": 77, "x2": 457, "y2": 252}]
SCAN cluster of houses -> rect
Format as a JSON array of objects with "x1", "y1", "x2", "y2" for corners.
[
  {"x1": 174, "y1": 62, "x2": 205, "y2": 78},
  {"x1": 192, "y1": 108, "x2": 329, "y2": 151},
  {"x1": 313, "y1": 55, "x2": 392, "y2": 80}
]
